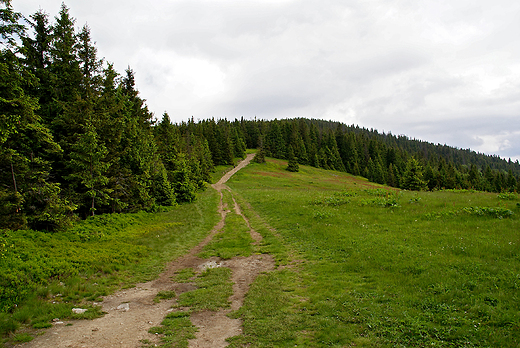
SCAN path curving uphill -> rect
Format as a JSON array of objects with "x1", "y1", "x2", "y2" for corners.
[{"x1": 18, "y1": 153, "x2": 273, "y2": 348}]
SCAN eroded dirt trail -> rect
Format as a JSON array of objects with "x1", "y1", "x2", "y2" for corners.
[
  {"x1": 188, "y1": 153, "x2": 274, "y2": 347},
  {"x1": 19, "y1": 153, "x2": 273, "y2": 348}
]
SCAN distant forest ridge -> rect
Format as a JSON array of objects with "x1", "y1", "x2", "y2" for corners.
[
  {"x1": 188, "y1": 116, "x2": 520, "y2": 188},
  {"x1": 1, "y1": 2, "x2": 519, "y2": 232}
]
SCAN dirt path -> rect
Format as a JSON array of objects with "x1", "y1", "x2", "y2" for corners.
[{"x1": 18, "y1": 153, "x2": 274, "y2": 348}]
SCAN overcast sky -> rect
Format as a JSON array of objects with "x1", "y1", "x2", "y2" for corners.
[{"x1": 14, "y1": 0, "x2": 520, "y2": 161}]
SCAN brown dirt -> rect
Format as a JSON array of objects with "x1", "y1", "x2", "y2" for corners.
[{"x1": 17, "y1": 153, "x2": 275, "y2": 348}]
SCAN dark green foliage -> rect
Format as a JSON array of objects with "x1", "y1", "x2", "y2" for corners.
[
  {"x1": 253, "y1": 144, "x2": 266, "y2": 164},
  {"x1": 2, "y1": 3, "x2": 219, "y2": 223},
  {"x1": 153, "y1": 114, "x2": 213, "y2": 197},
  {"x1": 286, "y1": 146, "x2": 299, "y2": 172},
  {"x1": 233, "y1": 118, "x2": 519, "y2": 194},
  {"x1": 0, "y1": 2, "x2": 75, "y2": 231},
  {"x1": 171, "y1": 153, "x2": 197, "y2": 203},
  {"x1": 402, "y1": 157, "x2": 427, "y2": 191},
  {"x1": 232, "y1": 126, "x2": 246, "y2": 159},
  {"x1": 265, "y1": 120, "x2": 286, "y2": 158},
  {"x1": 67, "y1": 119, "x2": 110, "y2": 216}
]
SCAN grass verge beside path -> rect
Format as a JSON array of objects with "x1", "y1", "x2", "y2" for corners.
[
  {"x1": 226, "y1": 158, "x2": 520, "y2": 347},
  {"x1": 0, "y1": 188, "x2": 220, "y2": 345}
]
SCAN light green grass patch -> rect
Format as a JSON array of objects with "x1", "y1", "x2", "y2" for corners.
[
  {"x1": 147, "y1": 311, "x2": 197, "y2": 348},
  {"x1": 176, "y1": 267, "x2": 233, "y2": 311},
  {"x1": 171, "y1": 268, "x2": 196, "y2": 283},
  {"x1": 227, "y1": 270, "x2": 309, "y2": 347},
  {"x1": 12, "y1": 332, "x2": 33, "y2": 343},
  {"x1": 198, "y1": 208, "x2": 254, "y2": 260},
  {"x1": 154, "y1": 290, "x2": 176, "y2": 303}
]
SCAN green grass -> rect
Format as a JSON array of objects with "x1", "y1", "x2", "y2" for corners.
[
  {"x1": 227, "y1": 269, "x2": 310, "y2": 347},
  {"x1": 171, "y1": 268, "x2": 196, "y2": 283},
  {"x1": 176, "y1": 267, "x2": 233, "y2": 311},
  {"x1": 3, "y1": 156, "x2": 520, "y2": 347},
  {"x1": 226, "y1": 158, "x2": 520, "y2": 347},
  {"x1": 151, "y1": 266, "x2": 234, "y2": 347},
  {"x1": 147, "y1": 311, "x2": 197, "y2": 348},
  {"x1": 198, "y1": 205, "x2": 255, "y2": 259},
  {"x1": 0, "y1": 188, "x2": 220, "y2": 339},
  {"x1": 12, "y1": 332, "x2": 33, "y2": 343},
  {"x1": 154, "y1": 290, "x2": 177, "y2": 303}
]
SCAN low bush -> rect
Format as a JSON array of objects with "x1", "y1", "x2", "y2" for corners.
[
  {"x1": 460, "y1": 206, "x2": 514, "y2": 218},
  {"x1": 497, "y1": 192, "x2": 518, "y2": 200}
]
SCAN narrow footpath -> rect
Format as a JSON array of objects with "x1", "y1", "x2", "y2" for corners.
[{"x1": 19, "y1": 153, "x2": 274, "y2": 348}]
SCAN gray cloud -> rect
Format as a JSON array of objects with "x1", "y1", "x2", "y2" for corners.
[{"x1": 14, "y1": 0, "x2": 520, "y2": 161}]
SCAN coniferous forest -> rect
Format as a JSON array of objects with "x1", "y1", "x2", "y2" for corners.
[{"x1": 2, "y1": 1, "x2": 520, "y2": 232}]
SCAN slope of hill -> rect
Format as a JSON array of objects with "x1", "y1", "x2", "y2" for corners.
[
  {"x1": 1, "y1": 156, "x2": 518, "y2": 347},
  {"x1": 225, "y1": 158, "x2": 520, "y2": 347}
]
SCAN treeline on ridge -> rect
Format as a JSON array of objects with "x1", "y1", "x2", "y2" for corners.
[{"x1": 1, "y1": 2, "x2": 519, "y2": 232}]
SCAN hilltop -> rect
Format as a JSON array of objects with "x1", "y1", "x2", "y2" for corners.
[{"x1": 2, "y1": 2, "x2": 519, "y2": 232}]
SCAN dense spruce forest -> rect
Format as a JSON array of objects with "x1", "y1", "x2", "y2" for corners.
[{"x1": 1, "y1": 2, "x2": 519, "y2": 232}]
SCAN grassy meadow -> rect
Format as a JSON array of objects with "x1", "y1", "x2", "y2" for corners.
[
  {"x1": 1, "y1": 155, "x2": 519, "y2": 347},
  {"x1": 225, "y1": 158, "x2": 520, "y2": 347}
]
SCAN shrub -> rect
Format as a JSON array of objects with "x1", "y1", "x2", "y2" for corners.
[
  {"x1": 460, "y1": 206, "x2": 514, "y2": 219},
  {"x1": 497, "y1": 193, "x2": 517, "y2": 200}
]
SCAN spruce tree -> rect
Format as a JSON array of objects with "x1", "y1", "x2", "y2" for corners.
[
  {"x1": 172, "y1": 153, "x2": 196, "y2": 203},
  {"x1": 253, "y1": 141, "x2": 266, "y2": 164},
  {"x1": 386, "y1": 163, "x2": 397, "y2": 187},
  {"x1": 295, "y1": 135, "x2": 308, "y2": 165},
  {"x1": 402, "y1": 158, "x2": 426, "y2": 191},
  {"x1": 67, "y1": 119, "x2": 110, "y2": 216},
  {"x1": 507, "y1": 169, "x2": 516, "y2": 192},
  {"x1": 424, "y1": 164, "x2": 436, "y2": 191},
  {"x1": 373, "y1": 158, "x2": 385, "y2": 184},
  {"x1": 216, "y1": 122, "x2": 234, "y2": 165},
  {"x1": 20, "y1": 9, "x2": 53, "y2": 117},
  {"x1": 231, "y1": 127, "x2": 246, "y2": 159},
  {"x1": 286, "y1": 146, "x2": 299, "y2": 172},
  {"x1": 265, "y1": 121, "x2": 286, "y2": 159},
  {"x1": 0, "y1": 0, "x2": 75, "y2": 230},
  {"x1": 468, "y1": 164, "x2": 480, "y2": 189},
  {"x1": 49, "y1": 3, "x2": 81, "y2": 109}
]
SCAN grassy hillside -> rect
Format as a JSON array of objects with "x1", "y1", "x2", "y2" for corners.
[
  {"x1": 226, "y1": 158, "x2": 520, "y2": 347},
  {"x1": 1, "y1": 157, "x2": 518, "y2": 347}
]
